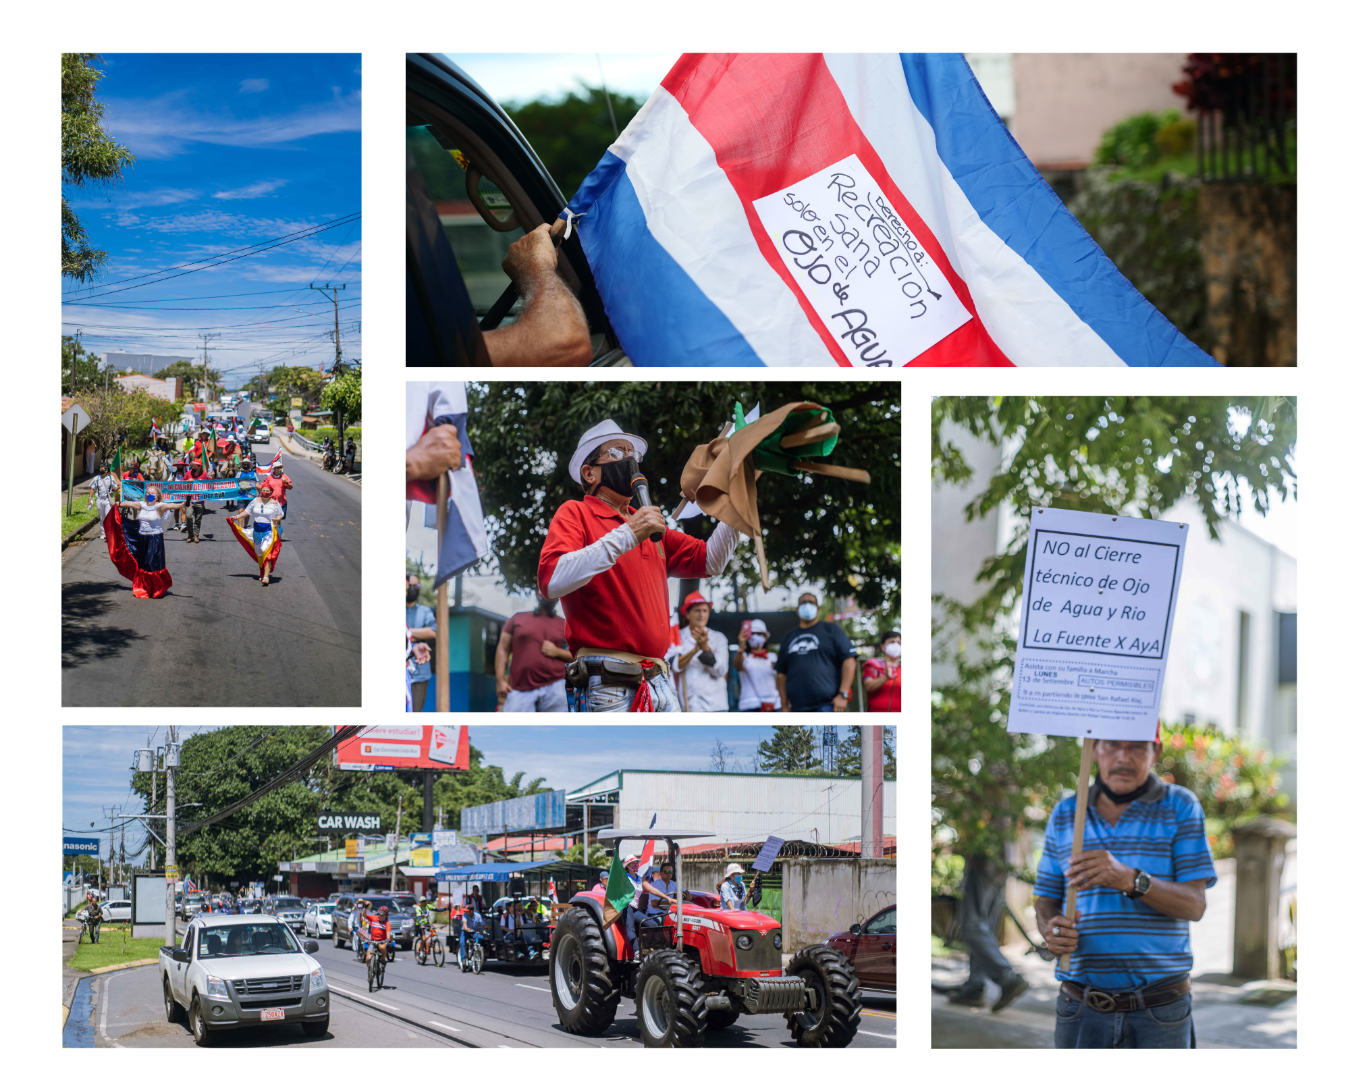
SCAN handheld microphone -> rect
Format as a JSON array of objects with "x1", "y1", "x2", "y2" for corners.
[{"x1": 629, "y1": 465, "x2": 664, "y2": 543}]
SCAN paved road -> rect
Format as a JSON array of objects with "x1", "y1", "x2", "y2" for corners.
[
  {"x1": 80, "y1": 930, "x2": 896, "y2": 1048},
  {"x1": 62, "y1": 435, "x2": 361, "y2": 706}
]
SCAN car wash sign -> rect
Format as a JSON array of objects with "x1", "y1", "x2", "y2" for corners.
[
  {"x1": 1008, "y1": 508, "x2": 1187, "y2": 741},
  {"x1": 318, "y1": 813, "x2": 382, "y2": 832}
]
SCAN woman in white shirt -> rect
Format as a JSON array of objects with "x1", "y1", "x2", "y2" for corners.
[
  {"x1": 112, "y1": 483, "x2": 185, "y2": 598},
  {"x1": 734, "y1": 619, "x2": 782, "y2": 711},
  {"x1": 225, "y1": 481, "x2": 284, "y2": 586}
]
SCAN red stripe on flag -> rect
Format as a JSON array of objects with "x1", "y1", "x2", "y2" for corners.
[{"x1": 662, "y1": 54, "x2": 1011, "y2": 367}]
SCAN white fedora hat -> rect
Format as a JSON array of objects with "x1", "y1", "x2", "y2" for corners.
[{"x1": 568, "y1": 419, "x2": 648, "y2": 484}]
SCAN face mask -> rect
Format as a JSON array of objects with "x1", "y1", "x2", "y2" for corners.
[
  {"x1": 406, "y1": 585, "x2": 421, "y2": 603},
  {"x1": 147, "y1": 494, "x2": 157, "y2": 503},
  {"x1": 883, "y1": 641, "x2": 902, "y2": 659},
  {"x1": 798, "y1": 603, "x2": 818, "y2": 621},
  {"x1": 733, "y1": 875, "x2": 743, "y2": 884},
  {"x1": 590, "y1": 455, "x2": 636, "y2": 495},
  {"x1": 749, "y1": 634, "x2": 767, "y2": 649}
]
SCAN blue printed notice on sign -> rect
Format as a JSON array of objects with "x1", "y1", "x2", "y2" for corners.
[{"x1": 64, "y1": 837, "x2": 100, "y2": 855}]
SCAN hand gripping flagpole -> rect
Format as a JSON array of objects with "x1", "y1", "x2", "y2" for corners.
[{"x1": 435, "y1": 469, "x2": 450, "y2": 713}]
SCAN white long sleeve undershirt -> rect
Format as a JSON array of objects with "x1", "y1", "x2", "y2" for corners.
[{"x1": 544, "y1": 520, "x2": 743, "y2": 600}]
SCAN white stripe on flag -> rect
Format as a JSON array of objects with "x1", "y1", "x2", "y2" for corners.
[
  {"x1": 823, "y1": 54, "x2": 1126, "y2": 368},
  {"x1": 619, "y1": 87, "x2": 835, "y2": 368}
]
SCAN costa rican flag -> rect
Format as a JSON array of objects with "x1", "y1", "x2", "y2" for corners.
[
  {"x1": 548, "y1": 878, "x2": 559, "y2": 903},
  {"x1": 406, "y1": 382, "x2": 490, "y2": 590},
  {"x1": 565, "y1": 53, "x2": 1217, "y2": 368},
  {"x1": 265, "y1": 448, "x2": 282, "y2": 470},
  {"x1": 149, "y1": 419, "x2": 161, "y2": 439}
]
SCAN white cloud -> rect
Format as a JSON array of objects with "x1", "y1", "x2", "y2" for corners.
[
  {"x1": 71, "y1": 187, "x2": 199, "y2": 210},
  {"x1": 214, "y1": 178, "x2": 289, "y2": 201},
  {"x1": 239, "y1": 78, "x2": 270, "y2": 94},
  {"x1": 113, "y1": 209, "x2": 317, "y2": 236}
]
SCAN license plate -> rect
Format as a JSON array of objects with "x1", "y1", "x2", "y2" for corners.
[{"x1": 260, "y1": 1008, "x2": 286, "y2": 1021}]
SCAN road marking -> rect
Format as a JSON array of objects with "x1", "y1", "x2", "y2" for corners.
[
  {"x1": 330, "y1": 986, "x2": 400, "y2": 1011},
  {"x1": 863, "y1": 1008, "x2": 896, "y2": 1018},
  {"x1": 430, "y1": 1020, "x2": 461, "y2": 1033},
  {"x1": 856, "y1": 1029, "x2": 897, "y2": 1040},
  {"x1": 98, "y1": 970, "x2": 130, "y2": 1048},
  {"x1": 515, "y1": 983, "x2": 551, "y2": 993}
]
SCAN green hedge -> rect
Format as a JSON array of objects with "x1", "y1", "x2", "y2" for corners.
[{"x1": 309, "y1": 426, "x2": 361, "y2": 448}]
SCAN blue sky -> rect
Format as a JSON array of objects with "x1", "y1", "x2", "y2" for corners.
[
  {"x1": 62, "y1": 725, "x2": 791, "y2": 862},
  {"x1": 62, "y1": 54, "x2": 361, "y2": 380},
  {"x1": 448, "y1": 53, "x2": 679, "y2": 108}
]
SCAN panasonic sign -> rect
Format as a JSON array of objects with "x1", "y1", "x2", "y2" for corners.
[{"x1": 318, "y1": 814, "x2": 382, "y2": 831}]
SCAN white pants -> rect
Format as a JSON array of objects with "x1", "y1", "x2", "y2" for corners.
[{"x1": 503, "y1": 679, "x2": 568, "y2": 712}]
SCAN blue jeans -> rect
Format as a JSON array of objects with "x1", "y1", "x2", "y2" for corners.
[
  {"x1": 1054, "y1": 988, "x2": 1195, "y2": 1048},
  {"x1": 584, "y1": 667, "x2": 678, "y2": 712}
]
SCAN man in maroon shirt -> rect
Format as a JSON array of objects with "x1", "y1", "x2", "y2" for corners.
[
  {"x1": 496, "y1": 597, "x2": 571, "y2": 711},
  {"x1": 537, "y1": 419, "x2": 742, "y2": 712}
]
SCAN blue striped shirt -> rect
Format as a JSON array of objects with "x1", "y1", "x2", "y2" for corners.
[{"x1": 1034, "y1": 774, "x2": 1216, "y2": 991}]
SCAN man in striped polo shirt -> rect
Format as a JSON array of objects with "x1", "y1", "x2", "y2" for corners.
[{"x1": 1035, "y1": 734, "x2": 1216, "y2": 1048}]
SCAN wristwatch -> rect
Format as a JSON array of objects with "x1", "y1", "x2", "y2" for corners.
[
  {"x1": 1126, "y1": 868, "x2": 1151, "y2": 899},
  {"x1": 837, "y1": 689, "x2": 852, "y2": 702}
]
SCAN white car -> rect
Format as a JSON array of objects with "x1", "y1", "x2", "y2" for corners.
[
  {"x1": 303, "y1": 902, "x2": 337, "y2": 938},
  {"x1": 80, "y1": 899, "x2": 133, "y2": 923},
  {"x1": 250, "y1": 424, "x2": 272, "y2": 444}
]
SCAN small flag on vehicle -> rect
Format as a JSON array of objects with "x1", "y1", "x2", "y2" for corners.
[
  {"x1": 548, "y1": 878, "x2": 559, "y2": 903},
  {"x1": 601, "y1": 850, "x2": 635, "y2": 929}
]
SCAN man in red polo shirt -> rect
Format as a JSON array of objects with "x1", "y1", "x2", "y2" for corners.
[{"x1": 538, "y1": 419, "x2": 742, "y2": 712}]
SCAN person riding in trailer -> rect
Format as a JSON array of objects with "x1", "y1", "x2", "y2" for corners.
[
  {"x1": 538, "y1": 419, "x2": 743, "y2": 712},
  {"x1": 719, "y1": 863, "x2": 748, "y2": 910}
]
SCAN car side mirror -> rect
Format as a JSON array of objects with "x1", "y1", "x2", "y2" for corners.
[
  {"x1": 172, "y1": 949, "x2": 190, "y2": 963},
  {"x1": 304, "y1": 940, "x2": 319, "y2": 954},
  {"x1": 849, "y1": 924, "x2": 862, "y2": 935}
]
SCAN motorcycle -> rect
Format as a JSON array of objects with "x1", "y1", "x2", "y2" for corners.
[{"x1": 321, "y1": 444, "x2": 337, "y2": 472}]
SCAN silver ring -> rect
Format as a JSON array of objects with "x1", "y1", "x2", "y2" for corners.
[{"x1": 1053, "y1": 926, "x2": 1060, "y2": 936}]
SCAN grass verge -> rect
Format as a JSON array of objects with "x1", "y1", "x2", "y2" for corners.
[
  {"x1": 69, "y1": 929, "x2": 163, "y2": 970},
  {"x1": 62, "y1": 504, "x2": 99, "y2": 541}
]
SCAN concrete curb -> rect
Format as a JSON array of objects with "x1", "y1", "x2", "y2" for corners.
[
  {"x1": 61, "y1": 513, "x2": 101, "y2": 550},
  {"x1": 86, "y1": 956, "x2": 159, "y2": 975},
  {"x1": 278, "y1": 430, "x2": 362, "y2": 483}
]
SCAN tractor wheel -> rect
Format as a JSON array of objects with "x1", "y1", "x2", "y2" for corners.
[
  {"x1": 785, "y1": 945, "x2": 862, "y2": 1048},
  {"x1": 635, "y1": 951, "x2": 708, "y2": 1048},
  {"x1": 549, "y1": 908, "x2": 620, "y2": 1037}
]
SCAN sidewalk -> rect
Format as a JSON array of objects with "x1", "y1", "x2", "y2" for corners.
[
  {"x1": 277, "y1": 429, "x2": 361, "y2": 482},
  {"x1": 932, "y1": 859, "x2": 1296, "y2": 1048}
]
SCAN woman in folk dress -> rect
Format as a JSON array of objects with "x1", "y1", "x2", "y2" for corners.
[
  {"x1": 104, "y1": 482, "x2": 186, "y2": 598},
  {"x1": 225, "y1": 481, "x2": 283, "y2": 586}
]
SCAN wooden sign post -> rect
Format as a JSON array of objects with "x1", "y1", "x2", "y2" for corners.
[
  {"x1": 1058, "y1": 737, "x2": 1096, "y2": 972},
  {"x1": 435, "y1": 471, "x2": 450, "y2": 713}
]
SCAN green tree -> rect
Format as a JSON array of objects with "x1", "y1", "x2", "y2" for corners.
[
  {"x1": 76, "y1": 387, "x2": 182, "y2": 460},
  {"x1": 930, "y1": 396, "x2": 1297, "y2": 883},
  {"x1": 264, "y1": 365, "x2": 325, "y2": 410},
  {"x1": 757, "y1": 726, "x2": 821, "y2": 773},
  {"x1": 506, "y1": 85, "x2": 645, "y2": 201},
  {"x1": 467, "y1": 382, "x2": 901, "y2": 626},
  {"x1": 560, "y1": 843, "x2": 610, "y2": 867},
  {"x1": 62, "y1": 53, "x2": 135, "y2": 282},
  {"x1": 835, "y1": 726, "x2": 896, "y2": 778},
  {"x1": 153, "y1": 359, "x2": 218, "y2": 403},
  {"x1": 322, "y1": 370, "x2": 362, "y2": 425},
  {"x1": 62, "y1": 334, "x2": 104, "y2": 395}
]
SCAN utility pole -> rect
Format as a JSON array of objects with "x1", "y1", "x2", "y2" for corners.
[
  {"x1": 165, "y1": 726, "x2": 179, "y2": 947},
  {"x1": 390, "y1": 794, "x2": 405, "y2": 894},
  {"x1": 149, "y1": 751, "x2": 158, "y2": 871},
  {"x1": 310, "y1": 283, "x2": 347, "y2": 450},
  {"x1": 423, "y1": 772, "x2": 435, "y2": 833},
  {"x1": 860, "y1": 726, "x2": 884, "y2": 859},
  {"x1": 199, "y1": 333, "x2": 217, "y2": 406}
]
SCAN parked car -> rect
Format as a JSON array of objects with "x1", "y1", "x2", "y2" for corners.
[
  {"x1": 825, "y1": 904, "x2": 895, "y2": 991},
  {"x1": 80, "y1": 899, "x2": 133, "y2": 923},
  {"x1": 263, "y1": 895, "x2": 308, "y2": 934},
  {"x1": 160, "y1": 914, "x2": 328, "y2": 1045},
  {"x1": 304, "y1": 902, "x2": 337, "y2": 938},
  {"x1": 405, "y1": 54, "x2": 626, "y2": 367}
]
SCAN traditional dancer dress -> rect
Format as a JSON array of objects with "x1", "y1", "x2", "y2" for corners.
[
  {"x1": 103, "y1": 496, "x2": 183, "y2": 598},
  {"x1": 228, "y1": 495, "x2": 283, "y2": 579}
]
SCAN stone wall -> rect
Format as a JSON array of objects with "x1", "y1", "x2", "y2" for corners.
[{"x1": 1200, "y1": 183, "x2": 1297, "y2": 365}]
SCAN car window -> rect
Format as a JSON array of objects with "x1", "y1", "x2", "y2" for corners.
[
  {"x1": 199, "y1": 922, "x2": 301, "y2": 958},
  {"x1": 272, "y1": 898, "x2": 305, "y2": 910},
  {"x1": 182, "y1": 927, "x2": 195, "y2": 954},
  {"x1": 407, "y1": 123, "x2": 524, "y2": 316},
  {"x1": 864, "y1": 908, "x2": 896, "y2": 935}
]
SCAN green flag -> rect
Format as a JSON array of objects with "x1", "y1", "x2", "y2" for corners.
[
  {"x1": 601, "y1": 849, "x2": 634, "y2": 929},
  {"x1": 111, "y1": 446, "x2": 122, "y2": 479}
]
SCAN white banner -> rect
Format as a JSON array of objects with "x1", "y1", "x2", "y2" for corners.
[{"x1": 1008, "y1": 508, "x2": 1188, "y2": 740}]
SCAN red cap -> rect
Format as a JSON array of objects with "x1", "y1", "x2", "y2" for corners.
[{"x1": 680, "y1": 591, "x2": 711, "y2": 616}]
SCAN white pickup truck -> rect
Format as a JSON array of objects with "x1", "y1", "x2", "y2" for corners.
[{"x1": 160, "y1": 913, "x2": 330, "y2": 1045}]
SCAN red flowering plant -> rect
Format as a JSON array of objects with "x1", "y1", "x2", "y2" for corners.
[{"x1": 1155, "y1": 722, "x2": 1290, "y2": 860}]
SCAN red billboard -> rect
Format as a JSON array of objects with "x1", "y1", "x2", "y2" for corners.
[{"x1": 335, "y1": 726, "x2": 469, "y2": 771}]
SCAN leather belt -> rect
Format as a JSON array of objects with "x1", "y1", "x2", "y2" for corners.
[
  {"x1": 575, "y1": 647, "x2": 670, "y2": 679},
  {"x1": 1061, "y1": 977, "x2": 1190, "y2": 1013}
]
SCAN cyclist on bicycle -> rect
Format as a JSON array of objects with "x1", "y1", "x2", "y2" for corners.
[
  {"x1": 459, "y1": 893, "x2": 486, "y2": 967},
  {"x1": 353, "y1": 899, "x2": 374, "y2": 962},
  {"x1": 366, "y1": 906, "x2": 392, "y2": 973},
  {"x1": 413, "y1": 894, "x2": 435, "y2": 955}
]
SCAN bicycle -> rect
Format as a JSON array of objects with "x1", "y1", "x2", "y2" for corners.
[
  {"x1": 367, "y1": 940, "x2": 388, "y2": 992},
  {"x1": 414, "y1": 926, "x2": 445, "y2": 968}
]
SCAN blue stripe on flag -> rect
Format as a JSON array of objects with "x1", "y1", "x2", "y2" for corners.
[
  {"x1": 435, "y1": 500, "x2": 483, "y2": 589},
  {"x1": 899, "y1": 54, "x2": 1217, "y2": 367},
  {"x1": 569, "y1": 153, "x2": 764, "y2": 368}
]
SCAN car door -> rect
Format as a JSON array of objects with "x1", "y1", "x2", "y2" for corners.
[
  {"x1": 854, "y1": 906, "x2": 896, "y2": 990},
  {"x1": 171, "y1": 926, "x2": 195, "y2": 1003}
]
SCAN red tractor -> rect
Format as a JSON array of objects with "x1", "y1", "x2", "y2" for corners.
[{"x1": 548, "y1": 828, "x2": 862, "y2": 1048}]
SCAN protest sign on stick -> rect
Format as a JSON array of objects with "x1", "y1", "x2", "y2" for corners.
[{"x1": 1008, "y1": 508, "x2": 1188, "y2": 972}]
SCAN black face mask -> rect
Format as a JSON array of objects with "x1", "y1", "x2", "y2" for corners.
[
  {"x1": 406, "y1": 585, "x2": 421, "y2": 603},
  {"x1": 1097, "y1": 771, "x2": 1153, "y2": 804},
  {"x1": 589, "y1": 455, "x2": 636, "y2": 496}
]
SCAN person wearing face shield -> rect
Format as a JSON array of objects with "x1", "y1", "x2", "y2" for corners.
[
  {"x1": 537, "y1": 419, "x2": 744, "y2": 712},
  {"x1": 734, "y1": 618, "x2": 781, "y2": 711},
  {"x1": 774, "y1": 591, "x2": 858, "y2": 712},
  {"x1": 405, "y1": 572, "x2": 437, "y2": 712},
  {"x1": 495, "y1": 594, "x2": 572, "y2": 711},
  {"x1": 862, "y1": 630, "x2": 902, "y2": 712}
]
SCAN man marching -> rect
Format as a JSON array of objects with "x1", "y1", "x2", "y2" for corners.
[{"x1": 538, "y1": 419, "x2": 742, "y2": 712}]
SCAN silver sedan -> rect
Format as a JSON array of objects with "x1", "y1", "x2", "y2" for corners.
[{"x1": 303, "y1": 901, "x2": 337, "y2": 938}]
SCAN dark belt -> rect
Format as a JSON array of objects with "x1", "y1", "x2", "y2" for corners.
[
  {"x1": 565, "y1": 655, "x2": 662, "y2": 689},
  {"x1": 1061, "y1": 977, "x2": 1190, "y2": 1013}
]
